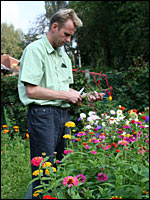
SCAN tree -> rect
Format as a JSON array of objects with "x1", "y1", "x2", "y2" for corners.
[
  {"x1": 68, "y1": 1, "x2": 149, "y2": 71},
  {"x1": 1, "y1": 23, "x2": 24, "y2": 59}
]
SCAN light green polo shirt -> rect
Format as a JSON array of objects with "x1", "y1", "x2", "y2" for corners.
[{"x1": 18, "y1": 34, "x2": 74, "y2": 107}]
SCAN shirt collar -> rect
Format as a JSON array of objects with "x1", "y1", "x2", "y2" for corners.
[{"x1": 42, "y1": 34, "x2": 62, "y2": 57}]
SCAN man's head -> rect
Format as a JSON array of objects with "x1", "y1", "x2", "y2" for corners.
[{"x1": 48, "y1": 8, "x2": 83, "y2": 48}]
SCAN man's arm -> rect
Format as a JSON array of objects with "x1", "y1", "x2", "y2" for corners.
[{"x1": 25, "y1": 83, "x2": 82, "y2": 104}]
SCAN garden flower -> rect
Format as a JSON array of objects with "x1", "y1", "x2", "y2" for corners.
[
  {"x1": 118, "y1": 140, "x2": 129, "y2": 146},
  {"x1": 97, "y1": 173, "x2": 108, "y2": 182},
  {"x1": 80, "y1": 113, "x2": 86, "y2": 119},
  {"x1": 88, "y1": 111, "x2": 96, "y2": 116},
  {"x1": 42, "y1": 162, "x2": 52, "y2": 168},
  {"x1": 110, "y1": 196, "x2": 122, "y2": 199},
  {"x1": 3, "y1": 129, "x2": 9, "y2": 134},
  {"x1": 116, "y1": 149, "x2": 120, "y2": 153},
  {"x1": 2, "y1": 125, "x2": 8, "y2": 128},
  {"x1": 43, "y1": 195, "x2": 57, "y2": 199},
  {"x1": 86, "y1": 125, "x2": 92, "y2": 130},
  {"x1": 120, "y1": 106, "x2": 125, "y2": 110},
  {"x1": 32, "y1": 170, "x2": 43, "y2": 176},
  {"x1": 64, "y1": 150, "x2": 73, "y2": 155},
  {"x1": 91, "y1": 150, "x2": 97, "y2": 154},
  {"x1": 63, "y1": 176, "x2": 79, "y2": 188},
  {"x1": 65, "y1": 121, "x2": 75, "y2": 128},
  {"x1": 77, "y1": 131, "x2": 86, "y2": 137},
  {"x1": 76, "y1": 174, "x2": 86, "y2": 183},
  {"x1": 33, "y1": 190, "x2": 42, "y2": 197},
  {"x1": 31, "y1": 156, "x2": 43, "y2": 167},
  {"x1": 145, "y1": 116, "x2": 149, "y2": 123},
  {"x1": 110, "y1": 110, "x2": 116, "y2": 115},
  {"x1": 108, "y1": 96, "x2": 112, "y2": 101},
  {"x1": 63, "y1": 134, "x2": 71, "y2": 139},
  {"x1": 138, "y1": 149, "x2": 145, "y2": 155},
  {"x1": 85, "y1": 145, "x2": 90, "y2": 149}
]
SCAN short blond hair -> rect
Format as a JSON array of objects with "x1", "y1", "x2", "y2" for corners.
[{"x1": 49, "y1": 8, "x2": 83, "y2": 30}]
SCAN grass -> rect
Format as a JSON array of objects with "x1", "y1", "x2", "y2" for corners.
[
  {"x1": 1, "y1": 131, "x2": 32, "y2": 199},
  {"x1": 1, "y1": 109, "x2": 32, "y2": 199}
]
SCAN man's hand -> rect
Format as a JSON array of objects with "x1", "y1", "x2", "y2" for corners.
[
  {"x1": 67, "y1": 89, "x2": 82, "y2": 104},
  {"x1": 87, "y1": 91, "x2": 105, "y2": 103}
]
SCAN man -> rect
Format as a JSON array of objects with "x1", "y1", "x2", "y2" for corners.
[{"x1": 18, "y1": 8, "x2": 105, "y2": 198}]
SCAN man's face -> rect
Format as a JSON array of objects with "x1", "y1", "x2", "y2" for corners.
[{"x1": 52, "y1": 19, "x2": 75, "y2": 48}]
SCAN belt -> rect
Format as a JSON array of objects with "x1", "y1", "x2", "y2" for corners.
[{"x1": 28, "y1": 103, "x2": 68, "y2": 110}]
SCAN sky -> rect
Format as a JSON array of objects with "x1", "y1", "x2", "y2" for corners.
[{"x1": 1, "y1": 1, "x2": 46, "y2": 34}]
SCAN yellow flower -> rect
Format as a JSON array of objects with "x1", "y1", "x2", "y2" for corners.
[
  {"x1": 32, "y1": 170, "x2": 43, "y2": 176},
  {"x1": 42, "y1": 152, "x2": 46, "y2": 156},
  {"x1": 42, "y1": 162, "x2": 52, "y2": 168},
  {"x1": 45, "y1": 169, "x2": 50, "y2": 175},
  {"x1": 33, "y1": 190, "x2": 42, "y2": 197},
  {"x1": 52, "y1": 167, "x2": 56, "y2": 172},
  {"x1": 13, "y1": 126, "x2": 19, "y2": 129},
  {"x1": 3, "y1": 129, "x2": 9, "y2": 134},
  {"x1": 26, "y1": 133, "x2": 29, "y2": 139},
  {"x1": 63, "y1": 134, "x2": 71, "y2": 139},
  {"x1": 108, "y1": 96, "x2": 112, "y2": 101},
  {"x1": 65, "y1": 121, "x2": 76, "y2": 128},
  {"x1": 2, "y1": 125, "x2": 8, "y2": 128}
]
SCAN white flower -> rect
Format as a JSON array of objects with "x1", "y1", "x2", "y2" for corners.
[
  {"x1": 116, "y1": 114, "x2": 125, "y2": 121},
  {"x1": 102, "y1": 122, "x2": 106, "y2": 126},
  {"x1": 80, "y1": 113, "x2": 86, "y2": 119},
  {"x1": 86, "y1": 125, "x2": 92, "y2": 130},
  {"x1": 109, "y1": 117, "x2": 116, "y2": 124},
  {"x1": 89, "y1": 111, "x2": 96, "y2": 116},
  {"x1": 110, "y1": 110, "x2": 116, "y2": 115},
  {"x1": 117, "y1": 109, "x2": 123, "y2": 116}
]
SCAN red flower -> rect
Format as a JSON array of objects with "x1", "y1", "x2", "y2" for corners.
[
  {"x1": 43, "y1": 195, "x2": 57, "y2": 199},
  {"x1": 120, "y1": 106, "x2": 125, "y2": 110},
  {"x1": 116, "y1": 149, "x2": 120, "y2": 153},
  {"x1": 108, "y1": 92, "x2": 112, "y2": 96},
  {"x1": 111, "y1": 142, "x2": 118, "y2": 148},
  {"x1": 142, "y1": 116, "x2": 146, "y2": 120},
  {"x1": 131, "y1": 120, "x2": 136, "y2": 124}
]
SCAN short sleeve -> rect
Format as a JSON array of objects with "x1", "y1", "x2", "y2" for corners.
[{"x1": 20, "y1": 47, "x2": 44, "y2": 86}]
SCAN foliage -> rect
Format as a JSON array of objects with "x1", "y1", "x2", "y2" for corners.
[
  {"x1": 29, "y1": 105, "x2": 149, "y2": 199},
  {"x1": 1, "y1": 75, "x2": 28, "y2": 137},
  {"x1": 113, "y1": 56, "x2": 149, "y2": 112},
  {"x1": 1, "y1": 125, "x2": 31, "y2": 199},
  {"x1": 68, "y1": 1, "x2": 149, "y2": 71},
  {"x1": 1, "y1": 23, "x2": 24, "y2": 59}
]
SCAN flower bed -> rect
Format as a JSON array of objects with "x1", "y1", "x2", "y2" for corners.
[{"x1": 29, "y1": 106, "x2": 149, "y2": 199}]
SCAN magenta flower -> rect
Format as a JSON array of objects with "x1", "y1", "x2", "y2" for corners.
[
  {"x1": 64, "y1": 150, "x2": 74, "y2": 155},
  {"x1": 97, "y1": 173, "x2": 108, "y2": 182},
  {"x1": 91, "y1": 150, "x2": 97, "y2": 154},
  {"x1": 85, "y1": 145, "x2": 90, "y2": 149},
  {"x1": 31, "y1": 156, "x2": 43, "y2": 167},
  {"x1": 63, "y1": 176, "x2": 79, "y2": 188},
  {"x1": 76, "y1": 174, "x2": 86, "y2": 183}
]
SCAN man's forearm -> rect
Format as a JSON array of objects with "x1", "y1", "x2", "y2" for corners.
[{"x1": 25, "y1": 83, "x2": 82, "y2": 104}]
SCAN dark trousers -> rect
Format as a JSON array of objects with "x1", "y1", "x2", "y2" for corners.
[{"x1": 27, "y1": 104, "x2": 70, "y2": 199}]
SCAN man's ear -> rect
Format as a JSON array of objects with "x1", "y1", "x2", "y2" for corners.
[{"x1": 51, "y1": 22, "x2": 58, "y2": 31}]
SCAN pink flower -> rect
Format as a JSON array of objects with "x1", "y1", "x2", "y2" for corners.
[
  {"x1": 118, "y1": 140, "x2": 129, "y2": 146},
  {"x1": 63, "y1": 176, "x2": 79, "y2": 188},
  {"x1": 31, "y1": 156, "x2": 43, "y2": 167},
  {"x1": 76, "y1": 174, "x2": 86, "y2": 183},
  {"x1": 56, "y1": 160, "x2": 60, "y2": 164},
  {"x1": 91, "y1": 150, "x2": 97, "y2": 154},
  {"x1": 85, "y1": 145, "x2": 90, "y2": 149},
  {"x1": 64, "y1": 150, "x2": 68, "y2": 155},
  {"x1": 64, "y1": 150, "x2": 74, "y2": 155},
  {"x1": 97, "y1": 173, "x2": 108, "y2": 182}
]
